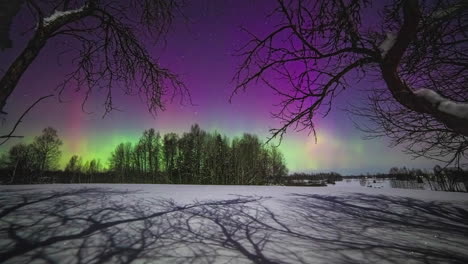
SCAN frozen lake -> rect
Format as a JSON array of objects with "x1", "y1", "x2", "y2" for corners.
[{"x1": 1, "y1": 183, "x2": 468, "y2": 263}]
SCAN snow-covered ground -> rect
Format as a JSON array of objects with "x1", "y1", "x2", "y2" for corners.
[{"x1": 1, "y1": 183, "x2": 467, "y2": 263}]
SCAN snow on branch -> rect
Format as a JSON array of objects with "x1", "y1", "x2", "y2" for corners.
[
  {"x1": 379, "y1": 32, "x2": 397, "y2": 58},
  {"x1": 430, "y1": 3, "x2": 464, "y2": 19},
  {"x1": 414, "y1": 88, "x2": 468, "y2": 119},
  {"x1": 43, "y1": 5, "x2": 86, "y2": 26}
]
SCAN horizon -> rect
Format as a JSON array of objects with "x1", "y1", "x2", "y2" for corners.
[{"x1": 0, "y1": 123, "x2": 438, "y2": 176}]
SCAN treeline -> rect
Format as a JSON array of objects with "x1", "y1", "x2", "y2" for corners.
[
  {"x1": 0, "y1": 124, "x2": 288, "y2": 185},
  {"x1": 106, "y1": 124, "x2": 287, "y2": 184},
  {"x1": 284, "y1": 172, "x2": 343, "y2": 186},
  {"x1": 388, "y1": 166, "x2": 468, "y2": 192},
  {"x1": 0, "y1": 127, "x2": 63, "y2": 184},
  {"x1": 347, "y1": 166, "x2": 468, "y2": 192}
]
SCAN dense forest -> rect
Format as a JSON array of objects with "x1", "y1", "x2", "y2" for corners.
[
  {"x1": 0, "y1": 124, "x2": 288, "y2": 185},
  {"x1": 2, "y1": 124, "x2": 466, "y2": 191}
]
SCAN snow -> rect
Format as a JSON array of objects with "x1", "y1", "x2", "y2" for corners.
[
  {"x1": 431, "y1": 4, "x2": 462, "y2": 19},
  {"x1": 439, "y1": 100, "x2": 468, "y2": 119},
  {"x1": 414, "y1": 88, "x2": 468, "y2": 119},
  {"x1": 414, "y1": 88, "x2": 444, "y2": 105},
  {"x1": 43, "y1": 6, "x2": 86, "y2": 26},
  {"x1": 379, "y1": 32, "x2": 397, "y2": 58},
  {"x1": 1, "y1": 183, "x2": 467, "y2": 263}
]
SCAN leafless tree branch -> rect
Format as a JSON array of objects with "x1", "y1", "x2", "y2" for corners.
[
  {"x1": 234, "y1": 0, "x2": 468, "y2": 166},
  {"x1": 0, "y1": 0, "x2": 188, "y2": 118},
  {"x1": 0, "y1": 94, "x2": 54, "y2": 146}
]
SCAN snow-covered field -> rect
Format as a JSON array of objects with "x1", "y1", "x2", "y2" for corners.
[{"x1": 1, "y1": 183, "x2": 467, "y2": 264}]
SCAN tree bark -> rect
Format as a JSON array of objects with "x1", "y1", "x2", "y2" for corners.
[
  {"x1": 0, "y1": 30, "x2": 48, "y2": 114},
  {"x1": 0, "y1": 0, "x2": 25, "y2": 50}
]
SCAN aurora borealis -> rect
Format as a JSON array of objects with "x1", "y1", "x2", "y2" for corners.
[{"x1": 0, "y1": 0, "x2": 442, "y2": 174}]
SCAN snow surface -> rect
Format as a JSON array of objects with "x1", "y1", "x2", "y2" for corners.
[
  {"x1": 379, "y1": 32, "x2": 397, "y2": 58},
  {"x1": 1, "y1": 183, "x2": 467, "y2": 263},
  {"x1": 414, "y1": 88, "x2": 468, "y2": 119},
  {"x1": 43, "y1": 6, "x2": 86, "y2": 26}
]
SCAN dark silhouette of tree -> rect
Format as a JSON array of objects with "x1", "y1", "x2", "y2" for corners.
[
  {"x1": 5, "y1": 143, "x2": 34, "y2": 183},
  {"x1": 268, "y1": 145, "x2": 288, "y2": 184},
  {"x1": 65, "y1": 154, "x2": 83, "y2": 182},
  {"x1": 31, "y1": 127, "x2": 62, "y2": 173},
  {"x1": 430, "y1": 165, "x2": 468, "y2": 192},
  {"x1": 163, "y1": 132, "x2": 179, "y2": 183},
  {"x1": 65, "y1": 154, "x2": 82, "y2": 172},
  {"x1": 133, "y1": 140, "x2": 145, "y2": 178},
  {"x1": 88, "y1": 159, "x2": 101, "y2": 173},
  {"x1": 139, "y1": 128, "x2": 162, "y2": 182},
  {"x1": 234, "y1": 0, "x2": 468, "y2": 167},
  {"x1": 0, "y1": 0, "x2": 24, "y2": 50},
  {"x1": 0, "y1": 94, "x2": 53, "y2": 145},
  {"x1": 106, "y1": 124, "x2": 289, "y2": 185},
  {"x1": 234, "y1": 134, "x2": 264, "y2": 184},
  {"x1": 215, "y1": 134, "x2": 231, "y2": 184},
  {"x1": 1, "y1": 124, "x2": 289, "y2": 184},
  {"x1": 0, "y1": 0, "x2": 187, "y2": 117},
  {"x1": 202, "y1": 132, "x2": 230, "y2": 184},
  {"x1": 190, "y1": 124, "x2": 206, "y2": 183},
  {"x1": 176, "y1": 127, "x2": 196, "y2": 183},
  {"x1": 1, "y1": 127, "x2": 63, "y2": 183},
  {"x1": 109, "y1": 142, "x2": 133, "y2": 182}
]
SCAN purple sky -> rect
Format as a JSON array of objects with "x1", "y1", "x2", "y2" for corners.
[{"x1": 0, "y1": 0, "x2": 441, "y2": 174}]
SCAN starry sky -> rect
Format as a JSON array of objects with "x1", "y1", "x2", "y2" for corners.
[{"x1": 0, "y1": 0, "x2": 441, "y2": 174}]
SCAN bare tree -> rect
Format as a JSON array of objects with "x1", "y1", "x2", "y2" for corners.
[
  {"x1": 65, "y1": 154, "x2": 82, "y2": 172},
  {"x1": 234, "y1": 0, "x2": 468, "y2": 166},
  {"x1": 0, "y1": 0, "x2": 188, "y2": 116},
  {"x1": 31, "y1": 127, "x2": 62, "y2": 172},
  {"x1": 0, "y1": 94, "x2": 53, "y2": 145}
]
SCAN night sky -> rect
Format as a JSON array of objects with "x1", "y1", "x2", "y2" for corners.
[{"x1": 0, "y1": 0, "x2": 441, "y2": 174}]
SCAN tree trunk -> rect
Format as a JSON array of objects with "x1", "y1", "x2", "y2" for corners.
[
  {"x1": 0, "y1": 0, "x2": 25, "y2": 50},
  {"x1": 9, "y1": 160, "x2": 19, "y2": 184},
  {"x1": 0, "y1": 31, "x2": 48, "y2": 113},
  {"x1": 381, "y1": 0, "x2": 468, "y2": 137},
  {"x1": 0, "y1": 4, "x2": 93, "y2": 113}
]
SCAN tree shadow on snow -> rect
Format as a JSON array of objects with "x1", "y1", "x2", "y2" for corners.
[
  {"x1": 281, "y1": 193, "x2": 468, "y2": 263},
  {"x1": 0, "y1": 188, "x2": 467, "y2": 264}
]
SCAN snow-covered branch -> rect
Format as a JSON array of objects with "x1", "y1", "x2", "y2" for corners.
[
  {"x1": 379, "y1": 32, "x2": 397, "y2": 58},
  {"x1": 414, "y1": 89, "x2": 468, "y2": 119},
  {"x1": 430, "y1": 2, "x2": 466, "y2": 19},
  {"x1": 43, "y1": 5, "x2": 87, "y2": 26}
]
